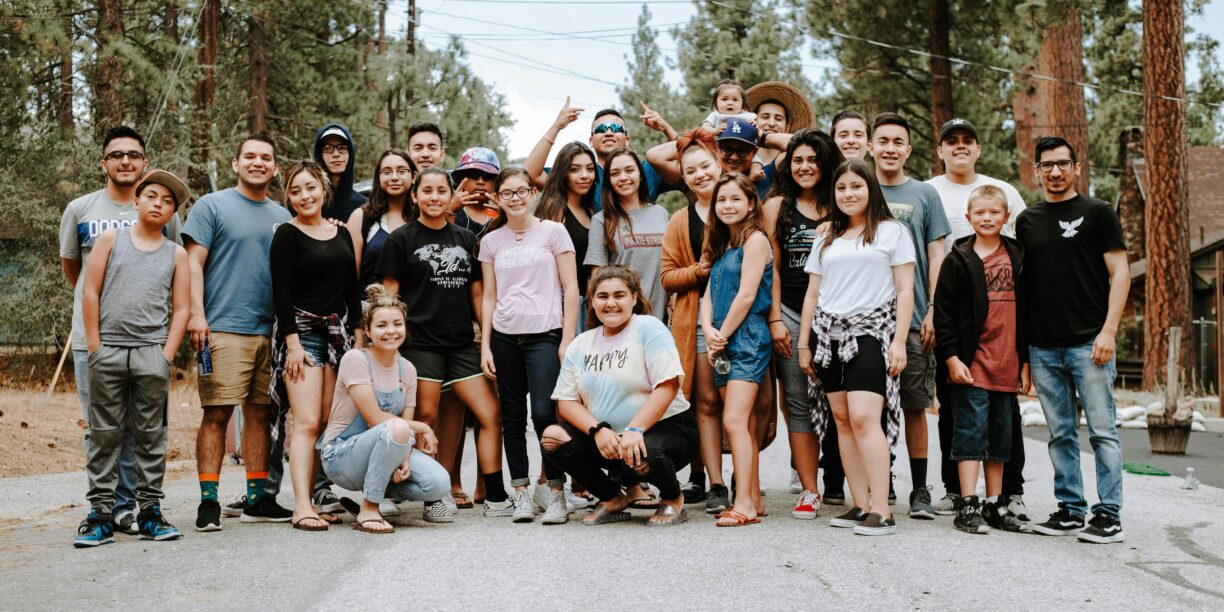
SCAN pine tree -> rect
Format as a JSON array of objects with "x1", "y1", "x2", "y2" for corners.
[{"x1": 618, "y1": 5, "x2": 685, "y2": 151}]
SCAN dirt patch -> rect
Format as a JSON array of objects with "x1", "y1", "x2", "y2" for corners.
[{"x1": 0, "y1": 383, "x2": 201, "y2": 478}]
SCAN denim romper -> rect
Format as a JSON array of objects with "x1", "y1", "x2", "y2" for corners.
[
  {"x1": 709, "y1": 244, "x2": 773, "y2": 387},
  {"x1": 318, "y1": 351, "x2": 406, "y2": 460}
]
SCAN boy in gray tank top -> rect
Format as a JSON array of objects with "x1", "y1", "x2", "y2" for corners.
[{"x1": 74, "y1": 170, "x2": 192, "y2": 548}]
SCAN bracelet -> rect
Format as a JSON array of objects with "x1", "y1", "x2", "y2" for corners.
[
  {"x1": 625, "y1": 426, "x2": 645, "y2": 434},
  {"x1": 543, "y1": 134, "x2": 555, "y2": 145},
  {"x1": 797, "y1": 346, "x2": 811, "y2": 350},
  {"x1": 287, "y1": 344, "x2": 303, "y2": 350},
  {"x1": 768, "y1": 319, "x2": 783, "y2": 324},
  {"x1": 588, "y1": 421, "x2": 611, "y2": 437}
]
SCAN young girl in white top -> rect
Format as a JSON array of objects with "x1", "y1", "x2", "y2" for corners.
[
  {"x1": 798, "y1": 159, "x2": 916, "y2": 536},
  {"x1": 478, "y1": 167, "x2": 580, "y2": 525}
]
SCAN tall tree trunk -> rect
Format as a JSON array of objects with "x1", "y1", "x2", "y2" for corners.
[
  {"x1": 1013, "y1": 69, "x2": 1041, "y2": 192},
  {"x1": 190, "y1": 0, "x2": 219, "y2": 197},
  {"x1": 58, "y1": 7, "x2": 74, "y2": 136},
  {"x1": 405, "y1": 0, "x2": 416, "y2": 122},
  {"x1": 373, "y1": 0, "x2": 386, "y2": 131},
  {"x1": 94, "y1": 0, "x2": 124, "y2": 135},
  {"x1": 162, "y1": 0, "x2": 179, "y2": 148},
  {"x1": 1142, "y1": 0, "x2": 1191, "y2": 389},
  {"x1": 928, "y1": 0, "x2": 953, "y2": 174},
  {"x1": 1037, "y1": 8, "x2": 1091, "y2": 194},
  {"x1": 247, "y1": 14, "x2": 269, "y2": 133},
  {"x1": 165, "y1": 0, "x2": 177, "y2": 41}
]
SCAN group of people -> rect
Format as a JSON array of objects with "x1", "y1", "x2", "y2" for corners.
[{"x1": 61, "y1": 78, "x2": 1129, "y2": 546}]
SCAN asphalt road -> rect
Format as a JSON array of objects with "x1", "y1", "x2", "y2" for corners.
[
  {"x1": 1022, "y1": 427, "x2": 1224, "y2": 489},
  {"x1": 3, "y1": 415, "x2": 1223, "y2": 610}
]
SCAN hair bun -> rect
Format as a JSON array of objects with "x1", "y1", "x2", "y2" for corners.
[{"x1": 364, "y1": 283, "x2": 389, "y2": 302}]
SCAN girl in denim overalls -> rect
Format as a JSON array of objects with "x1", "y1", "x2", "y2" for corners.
[
  {"x1": 318, "y1": 285, "x2": 451, "y2": 533},
  {"x1": 699, "y1": 173, "x2": 773, "y2": 527}
]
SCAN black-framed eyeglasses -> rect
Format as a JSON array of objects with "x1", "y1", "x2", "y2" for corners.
[
  {"x1": 1035, "y1": 160, "x2": 1074, "y2": 173},
  {"x1": 105, "y1": 150, "x2": 145, "y2": 161},
  {"x1": 592, "y1": 123, "x2": 627, "y2": 135},
  {"x1": 322, "y1": 144, "x2": 350, "y2": 155},
  {"x1": 497, "y1": 188, "x2": 532, "y2": 201}
]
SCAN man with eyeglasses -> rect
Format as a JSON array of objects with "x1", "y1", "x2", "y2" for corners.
[
  {"x1": 313, "y1": 123, "x2": 367, "y2": 222},
  {"x1": 925, "y1": 118, "x2": 1030, "y2": 521},
  {"x1": 1018, "y1": 135, "x2": 1128, "y2": 544},
  {"x1": 60, "y1": 126, "x2": 182, "y2": 537},
  {"x1": 524, "y1": 99, "x2": 677, "y2": 210},
  {"x1": 645, "y1": 116, "x2": 781, "y2": 200}
]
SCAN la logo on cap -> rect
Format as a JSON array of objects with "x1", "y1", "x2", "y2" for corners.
[{"x1": 731, "y1": 121, "x2": 742, "y2": 134}]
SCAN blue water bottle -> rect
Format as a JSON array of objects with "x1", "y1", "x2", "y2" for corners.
[{"x1": 197, "y1": 336, "x2": 213, "y2": 376}]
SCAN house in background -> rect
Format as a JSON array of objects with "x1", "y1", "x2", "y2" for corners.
[{"x1": 1117, "y1": 127, "x2": 1224, "y2": 391}]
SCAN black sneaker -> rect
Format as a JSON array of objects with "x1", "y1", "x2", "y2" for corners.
[
  {"x1": 829, "y1": 506, "x2": 868, "y2": 528},
  {"x1": 682, "y1": 481, "x2": 707, "y2": 504},
  {"x1": 73, "y1": 509, "x2": 115, "y2": 548},
  {"x1": 112, "y1": 509, "x2": 139, "y2": 535},
  {"x1": 137, "y1": 505, "x2": 183, "y2": 541},
  {"x1": 241, "y1": 495, "x2": 292, "y2": 523},
  {"x1": 983, "y1": 500, "x2": 1030, "y2": 533},
  {"x1": 1077, "y1": 512, "x2": 1124, "y2": 544},
  {"x1": 195, "y1": 500, "x2": 222, "y2": 532},
  {"x1": 221, "y1": 496, "x2": 246, "y2": 518},
  {"x1": 313, "y1": 489, "x2": 343, "y2": 513},
  {"x1": 887, "y1": 473, "x2": 896, "y2": 505},
  {"x1": 853, "y1": 512, "x2": 896, "y2": 536},
  {"x1": 823, "y1": 488, "x2": 846, "y2": 506},
  {"x1": 954, "y1": 496, "x2": 990, "y2": 534},
  {"x1": 1031, "y1": 508, "x2": 1084, "y2": 536},
  {"x1": 704, "y1": 484, "x2": 730, "y2": 514},
  {"x1": 908, "y1": 486, "x2": 936, "y2": 520}
]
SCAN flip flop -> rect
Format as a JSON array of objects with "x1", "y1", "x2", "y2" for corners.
[
  {"x1": 647, "y1": 505, "x2": 688, "y2": 527},
  {"x1": 582, "y1": 505, "x2": 633, "y2": 526},
  {"x1": 627, "y1": 488, "x2": 660, "y2": 510},
  {"x1": 452, "y1": 491, "x2": 474, "y2": 509},
  {"x1": 291, "y1": 515, "x2": 330, "y2": 531},
  {"x1": 715, "y1": 509, "x2": 760, "y2": 527},
  {"x1": 353, "y1": 518, "x2": 395, "y2": 534}
]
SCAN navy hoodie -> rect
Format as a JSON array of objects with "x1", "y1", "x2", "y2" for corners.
[{"x1": 313, "y1": 123, "x2": 367, "y2": 222}]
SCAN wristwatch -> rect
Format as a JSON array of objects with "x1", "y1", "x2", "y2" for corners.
[{"x1": 588, "y1": 421, "x2": 611, "y2": 437}]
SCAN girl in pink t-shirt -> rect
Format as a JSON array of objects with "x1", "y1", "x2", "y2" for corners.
[{"x1": 478, "y1": 167, "x2": 580, "y2": 524}]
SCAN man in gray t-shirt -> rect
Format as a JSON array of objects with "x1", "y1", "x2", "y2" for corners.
[
  {"x1": 58, "y1": 127, "x2": 180, "y2": 532},
  {"x1": 583, "y1": 204, "x2": 670, "y2": 322}
]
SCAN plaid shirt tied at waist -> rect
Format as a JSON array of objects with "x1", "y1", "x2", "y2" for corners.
[{"x1": 269, "y1": 308, "x2": 352, "y2": 443}]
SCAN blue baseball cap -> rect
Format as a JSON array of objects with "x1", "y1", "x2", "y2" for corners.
[
  {"x1": 454, "y1": 147, "x2": 501, "y2": 176},
  {"x1": 717, "y1": 118, "x2": 759, "y2": 147}
]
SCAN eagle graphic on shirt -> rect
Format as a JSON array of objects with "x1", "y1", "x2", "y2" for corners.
[{"x1": 1059, "y1": 217, "x2": 1084, "y2": 238}]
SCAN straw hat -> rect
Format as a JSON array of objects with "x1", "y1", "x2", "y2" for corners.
[{"x1": 745, "y1": 81, "x2": 815, "y2": 132}]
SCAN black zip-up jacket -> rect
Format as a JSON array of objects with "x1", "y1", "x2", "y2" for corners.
[{"x1": 933, "y1": 234, "x2": 1027, "y2": 368}]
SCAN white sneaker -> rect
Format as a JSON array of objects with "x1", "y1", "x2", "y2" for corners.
[
  {"x1": 789, "y1": 469, "x2": 803, "y2": 494},
  {"x1": 564, "y1": 483, "x2": 593, "y2": 510},
  {"x1": 483, "y1": 498, "x2": 515, "y2": 518},
  {"x1": 423, "y1": 499, "x2": 455, "y2": 523},
  {"x1": 379, "y1": 500, "x2": 401, "y2": 516},
  {"x1": 441, "y1": 492, "x2": 458, "y2": 514},
  {"x1": 541, "y1": 490, "x2": 570, "y2": 525},
  {"x1": 512, "y1": 490, "x2": 535, "y2": 523}
]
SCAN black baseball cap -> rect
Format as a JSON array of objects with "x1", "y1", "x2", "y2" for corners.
[{"x1": 939, "y1": 118, "x2": 978, "y2": 142}]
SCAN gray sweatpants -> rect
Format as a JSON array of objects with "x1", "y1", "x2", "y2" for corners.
[
  {"x1": 779, "y1": 304, "x2": 815, "y2": 433},
  {"x1": 321, "y1": 422, "x2": 449, "y2": 504},
  {"x1": 85, "y1": 344, "x2": 170, "y2": 512}
]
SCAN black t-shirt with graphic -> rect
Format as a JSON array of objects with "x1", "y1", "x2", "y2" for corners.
[
  {"x1": 1016, "y1": 194, "x2": 1126, "y2": 348},
  {"x1": 375, "y1": 220, "x2": 481, "y2": 350},
  {"x1": 778, "y1": 205, "x2": 825, "y2": 313}
]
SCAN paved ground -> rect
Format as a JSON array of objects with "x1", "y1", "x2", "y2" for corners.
[
  {"x1": 1023, "y1": 427, "x2": 1224, "y2": 489},
  {"x1": 3, "y1": 414, "x2": 1224, "y2": 610}
]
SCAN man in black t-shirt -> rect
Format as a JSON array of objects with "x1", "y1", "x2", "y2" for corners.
[{"x1": 1016, "y1": 136, "x2": 1129, "y2": 544}]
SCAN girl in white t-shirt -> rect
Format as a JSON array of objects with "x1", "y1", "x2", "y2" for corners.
[
  {"x1": 543, "y1": 265, "x2": 697, "y2": 526},
  {"x1": 798, "y1": 160, "x2": 916, "y2": 536},
  {"x1": 478, "y1": 167, "x2": 580, "y2": 524}
]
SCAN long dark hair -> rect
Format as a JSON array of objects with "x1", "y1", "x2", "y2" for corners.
[
  {"x1": 704, "y1": 173, "x2": 763, "y2": 264},
  {"x1": 598, "y1": 147, "x2": 652, "y2": 256},
  {"x1": 586, "y1": 264, "x2": 652, "y2": 324},
  {"x1": 818, "y1": 159, "x2": 894, "y2": 260},
  {"x1": 482, "y1": 167, "x2": 534, "y2": 234},
  {"x1": 536, "y1": 142, "x2": 597, "y2": 223},
  {"x1": 365, "y1": 149, "x2": 417, "y2": 223},
  {"x1": 773, "y1": 128, "x2": 842, "y2": 246}
]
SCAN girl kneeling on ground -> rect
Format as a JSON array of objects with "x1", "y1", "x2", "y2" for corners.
[
  {"x1": 319, "y1": 285, "x2": 449, "y2": 534},
  {"x1": 543, "y1": 265, "x2": 698, "y2": 526}
]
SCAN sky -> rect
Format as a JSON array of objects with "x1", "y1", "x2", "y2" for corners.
[{"x1": 392, "y1": 0, "x2": 1224, "y2": 163}]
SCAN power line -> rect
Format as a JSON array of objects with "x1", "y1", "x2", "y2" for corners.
[{"x1": 439, "y1": 0, "x2": 692, "y2": 4}]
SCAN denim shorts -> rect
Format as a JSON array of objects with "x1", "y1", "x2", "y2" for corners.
[
  {"x1": 949, "y1": 384, "x2": 1013, "y2": 462},
  {"x1": 695, "y1": 324, "x2": 707, "y2": 354},
  {"x1": 299, "y1": 329, "x2": 330, "y2": 367},
  {"x1": 712, "y1": 317, "x2": 771, "y2": 388}
]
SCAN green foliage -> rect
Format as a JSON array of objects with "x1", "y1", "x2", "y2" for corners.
[{"x1": 618, "y1": 5, "x2": 684, "y2": 152}]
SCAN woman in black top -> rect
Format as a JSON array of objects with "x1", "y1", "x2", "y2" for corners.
[
  {"x1": 270, "y1": 160, "x2": 359, "y2": 531},
  {"x1": 346, "y1": 149, "x2": 416, "y2": 292},
  {"x1": 762, "y1": 129, "x2": 842, "y2": 514},
  {"x1": 534, "y1": 142, "x2": 596, "y2": 313}
]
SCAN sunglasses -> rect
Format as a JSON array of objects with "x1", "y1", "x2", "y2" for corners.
[
  {"x1": 105, "y1": 150, "x2": 145, "y2": 161},
  {"x1": 591, "y1": 123, "x2": 627, "y2": 135}
]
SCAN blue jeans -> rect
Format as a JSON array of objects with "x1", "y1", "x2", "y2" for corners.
[
  {"x1": 74, "y1": 350, "x2": 137, "y2": 514},
  {"x1": 490, "y1": 329, "x2": 564, "y2": 486},
  {"x1": 321, "y1": 422, "x2": 449, "y2": 504},
  {"x1": 1029, "y1": 342, "x2": 1123, "y2": 519}
]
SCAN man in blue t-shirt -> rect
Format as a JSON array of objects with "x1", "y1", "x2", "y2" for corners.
[
  {"x1": 523, "y1": 100, "x2": 677, "y2": 210},
  {"x1": 182, "y1": 134, "x2": 293, "y2": 531}
]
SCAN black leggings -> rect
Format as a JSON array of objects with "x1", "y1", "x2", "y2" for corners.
[{"x1": 546, "y1": 412, "x2": 698, "y2": 501}]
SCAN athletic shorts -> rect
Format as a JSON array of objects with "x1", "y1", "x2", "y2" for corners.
[
  {"x1": 899, "y1": 332, "x2": 935, "y2": 412},
  {"x1": 814, "y1": 335, "x2": 887, "y2": 397},
  {"x1": 401, "y1": 343, "x2": 482, "y2": 387},
  {"x1": 197, "y1": 331, "x2": 272, "y2": 407}
]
